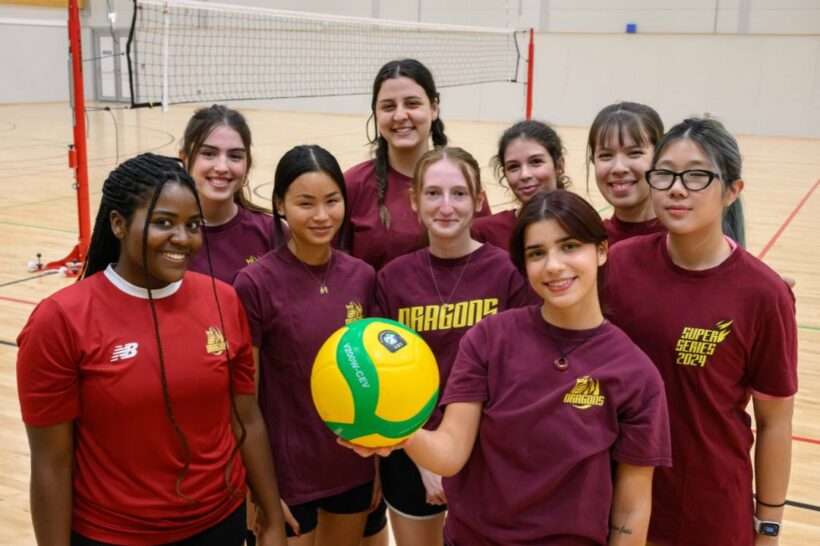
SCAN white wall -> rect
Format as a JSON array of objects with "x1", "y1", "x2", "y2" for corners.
[{"x1": 530, "y1": 33, "x2": 820, "y2": 138}]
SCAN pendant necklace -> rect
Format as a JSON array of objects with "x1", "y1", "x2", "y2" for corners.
[
  {"x1": 428, "y1": 248, "x2": 475, "y2": 305},
  {"x1": 298, "y1": 250, "x2": 333, "y2": 295},
  {"x1": 542, "y1": 312, "x2": 604, "y2": 371}
]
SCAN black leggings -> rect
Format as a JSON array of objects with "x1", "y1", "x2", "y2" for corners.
[{"x1": 71, "y1": 504, "x2": 246, "y2": 546}]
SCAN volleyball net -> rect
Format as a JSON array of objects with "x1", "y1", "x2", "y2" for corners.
[{"x1": 126, "y1": 0, "x2": 529, "y2": 108}]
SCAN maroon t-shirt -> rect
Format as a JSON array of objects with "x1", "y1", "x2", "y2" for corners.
[
  {"x1": 375, "y1": 244, "x2": 535, "y2": 429},
  {"x1": 233, "y1": 245, "x2": 376, "y2": 505},
  {"x1": 345, "y1": 160, "x2": 492, "y2": 270},
  {"x1": 470, "y1": 209, "x2": 517, "y2": 251},
  {"x1": 190, "y1": 207, "x2": 275, "y2": 284},
  {"x1": 441, "y1": 306, "x2": 671, "y2": 546},
  {"x1": 603, "y1": 232, "x2": 798, "y2": 546},
  {"x1": 603, "y1": 215, "x2": 665, "y2": 247}
]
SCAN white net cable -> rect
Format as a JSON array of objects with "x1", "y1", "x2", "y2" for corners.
[{"x1": 127, "y1": 0, "x2": 525, "y2": 107}]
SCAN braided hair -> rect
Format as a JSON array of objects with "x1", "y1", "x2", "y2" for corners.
[
  {"x1": 83, "y1": 153, "x2": 247, "y2": 499},
  {"x1": 368, "y1": 59, "x2": 447, "y2": 228}
]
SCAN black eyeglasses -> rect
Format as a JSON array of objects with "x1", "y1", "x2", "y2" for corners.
[{"x1": 645, "y1": 169, "x2": 720, "y2": 191}]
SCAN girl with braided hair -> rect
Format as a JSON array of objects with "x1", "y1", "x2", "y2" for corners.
[
  {"x1": 17, "y1": 154, "x2": 287, "y2": 545},
  {"x1": 344, "y1": 59, "x2": 491, "y2": 271},
  {"x1": 181, "y1": 104, "x2": 277, "y2": 284}
]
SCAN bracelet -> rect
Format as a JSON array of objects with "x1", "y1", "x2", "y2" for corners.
[{"x1": 755, "y1": 496, "x2": 786, "y2": 508}]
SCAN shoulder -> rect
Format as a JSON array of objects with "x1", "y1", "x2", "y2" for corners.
[
  {"x1": 344, "y1": 160, "x2": 376, "y2": 187},
  {"x1": 378, "y1": 248, "x2": 423, "y2": 278},
  {"x1": 335, "y1": 250, "x2": 376, "y2": 280},
  {"x1": 732, "y1": 247, "x2": 795, "y2": 304},
  {"x1": 475, "y1": 242, "x2": 513, "y2": 265},
  {"x1": 240, "y1": 207, "x2": 274, "y2": 228}
]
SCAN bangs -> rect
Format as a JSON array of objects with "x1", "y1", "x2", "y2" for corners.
[{"x1": 594, "y1": 111, "x2": 652, "y2": 151}]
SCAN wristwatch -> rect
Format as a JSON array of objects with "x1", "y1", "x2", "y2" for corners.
[{"x1": 753, "y1": 516, "x2": 781, "y2": 537}]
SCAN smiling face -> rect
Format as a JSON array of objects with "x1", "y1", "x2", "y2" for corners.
[
  {"x1": 502, "y1": 137, "x2": 561, "y2": 204},
  {"x1": 112, "y1": 181, "x2": 203, "y2": 289},
  {"x1": 523, "y1": 218, "x2": 606, "y2": 324},
  {"x1": 188, "y1": 125, "x2": 248, "y2": 206},
  {"x1": 374, "y1": 76, "x2": 439, "y2": 155},
  {"x1": 651, "y1": 138, "x2": 740, "y2": 239},
  {"x1": 276, "y1": 170, "x2": 345, "y2": 260},
  {"x1": 593, "y1": 129, "x2": 654, "y2": 218},
  {"x1": 413, "y1": 158, "x2": 484, "y2": 245}
]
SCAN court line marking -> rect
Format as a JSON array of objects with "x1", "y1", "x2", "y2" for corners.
[
  {"x1": 0, "y1": 271, "x2": 60, "y2": 289},
  {"x1": 0, "y1": 295, "x2": 40, "y2": 306},
  {"x1": 757, "y1": 179, "x2": 819, "y2": 260},
  {"x1": 786, "y1": 499, "x2": 820, "y2": 513},
  {"x1": 0, "y1": 339, "x2": 17, "y2": 347}
]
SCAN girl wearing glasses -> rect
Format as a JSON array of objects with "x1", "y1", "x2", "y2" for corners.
[{"x1": 603, "y1": 118, "x2": 797, "y2": 546}]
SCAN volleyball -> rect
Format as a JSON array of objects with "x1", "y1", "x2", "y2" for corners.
[{"x1": 311, "y1": 318, "x2": 439, "y2": 448}]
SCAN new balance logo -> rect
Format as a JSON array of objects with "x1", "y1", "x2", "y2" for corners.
[{"x1": 111, "y1": 342, "x2": 139, "y2": 362}]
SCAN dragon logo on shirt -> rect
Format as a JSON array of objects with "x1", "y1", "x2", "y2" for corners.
[
  {"x1": 674, "y1": 320, "x2": 733, "y2": 367},
  {"x1": 345, "y1": 301, "x2": 364, "y2": 324},
  {"x1": 245, "y1": 255, "x2": 258, "y2": 265},
  {"x1": 563, "y1": 376, "x2": 606, "y2": 409},
  {"x1": 206, "y1": 327, "x2": 228, "y2": 355}
]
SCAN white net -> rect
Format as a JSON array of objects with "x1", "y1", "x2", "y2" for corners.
[{"x1": 127, "y1": 0, "x2": 525, "y2": 107}]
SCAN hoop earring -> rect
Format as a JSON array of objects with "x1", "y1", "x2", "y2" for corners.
[{"x1": 366, "y1": 113, "x2": 378, "y2": 144}]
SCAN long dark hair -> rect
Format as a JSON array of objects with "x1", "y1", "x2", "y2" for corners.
[
  {"x1": 652, "y1": 118, "x2": 746, "y2": 247},
  {"x1": 181, "y1": 104, "x2": 270, "y2": 214},
  {"x1": 83, "y1": 153, "x2": 246, "y2": 499},
  {"x1": 368, "y1": 59, "x2": 447, "y2": 228},
  {"x1": 273, "y1": 145, "x2": 350, "y2": 251}
]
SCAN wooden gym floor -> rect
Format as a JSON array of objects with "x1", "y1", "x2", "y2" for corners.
[{"x1": 0, "y1": 102, "x2": 818, "y2": 544}]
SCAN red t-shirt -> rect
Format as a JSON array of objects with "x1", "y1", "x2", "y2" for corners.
[
  {"x1": 233, "y1": 245, "x2": 376, "y2": 505},
  {"x1": 441, "y1": 306, "x2": 671, "y2": 546},
  {"x1": 375, "y1": 244, "x2": 535, "y2": 429},
  {"x1": 603, "y1": 232, "x2": 798, "y2": 546},
  {"x1": 345, "y1": 160, "x2": 492, "y2": 270},
  {"x1": 189, "y1": 206, "x2": 275, "y2": 283},
  {"x1": 470, "y1": 209, "x2": 517, "y2": 251},
  {"x1": 603, "y1": 215, "x2": 665, "y2": 247},
  {"x1": 17, "y1": 268, "x2": 253, "y2": 545}
]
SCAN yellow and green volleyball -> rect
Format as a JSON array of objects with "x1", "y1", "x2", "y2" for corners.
[{"x1": 310, "y1": 318, "x2": 439, "y2": 448}]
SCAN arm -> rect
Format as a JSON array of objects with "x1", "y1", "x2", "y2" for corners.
[
  {"x1": 26, "y1": 422, "x2": 73, "y2": 546},
  {"x1": 608, "y1": 463, "x2": 654, "y2": 546},
  {"x1": 233, "y1": 394, "x2": 287, "y2": 546},
  {"x1": 752, "y1": 396, "x2": 794, "y2": 545},
  {"x1": 404, "y1": 401, "x2": 482, "y2": 477}
]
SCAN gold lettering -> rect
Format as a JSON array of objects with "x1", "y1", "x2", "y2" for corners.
[
  {"x1": 483, "y1": 298, "x2": 499, "y2": 319},
  {"x1": 439, "y1": 303, "x2": 454, "y2": 330},
  {"x1": 422, "y1": 305, "x2": 438, "y2": 332},
  {"x1": 452, "y1": 302, "x2": 469, "y2": 328},
  {"x1": 411, "y1": 306, "x2": 424, "y2": 331}
]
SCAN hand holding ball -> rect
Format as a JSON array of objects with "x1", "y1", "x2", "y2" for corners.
[{"x1": 311, "y1": 318, "x2": 439, "y2": 448}]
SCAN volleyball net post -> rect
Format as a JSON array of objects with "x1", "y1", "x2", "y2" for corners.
[
  {"x1": 47, "y1": 0, "x2": 91, "y2": 275},
  {"x1": 525, "y1": 28, "x2": 534, "y2": 120}
]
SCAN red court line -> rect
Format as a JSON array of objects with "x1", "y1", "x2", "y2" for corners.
[
  {"x1": 793, "y1": 434, "x2": 820, "y2": 446},
  {"x1": 757, "y1": 179, "x2": 819, "y2": 260},
  {"x1": 0, "y1": 295, "x2": 38, "y2": 306}
]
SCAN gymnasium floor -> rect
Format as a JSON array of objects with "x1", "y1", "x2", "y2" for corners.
[{"x1": 1, "y1": 102, "x2": 818, "y2": 544}]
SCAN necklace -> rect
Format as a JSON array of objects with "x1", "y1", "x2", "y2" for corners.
[
  {"x1": 297, "y1": 251, "x2": 333, "y2": 295},
  {"x1": 428, "y1": 249, "x2": 475, "y2": 305},
  {"x1": 541, "y1": 312, "x2": 604, "y2": 371}
]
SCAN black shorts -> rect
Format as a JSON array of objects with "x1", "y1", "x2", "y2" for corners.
[
  {"x1": 71, "y1": 504, "x2": 246, "y2": 546},
  {"x1": 363, "y1": 498, "x2": 388, "y2": 537},
  {"x1": 381, "y1": 450, "x2": 447, "y2": 518},
  {"x1": 286, "y1": 481, "x2": 373, "y2": 537}
]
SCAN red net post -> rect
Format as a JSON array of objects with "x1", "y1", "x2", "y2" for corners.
[
  {"x1": 47, "y1": 0, "x2": 91, "y2": 275},
  {"x1": 525, "y1": 28, "x2": 534, "y2": 120}
]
